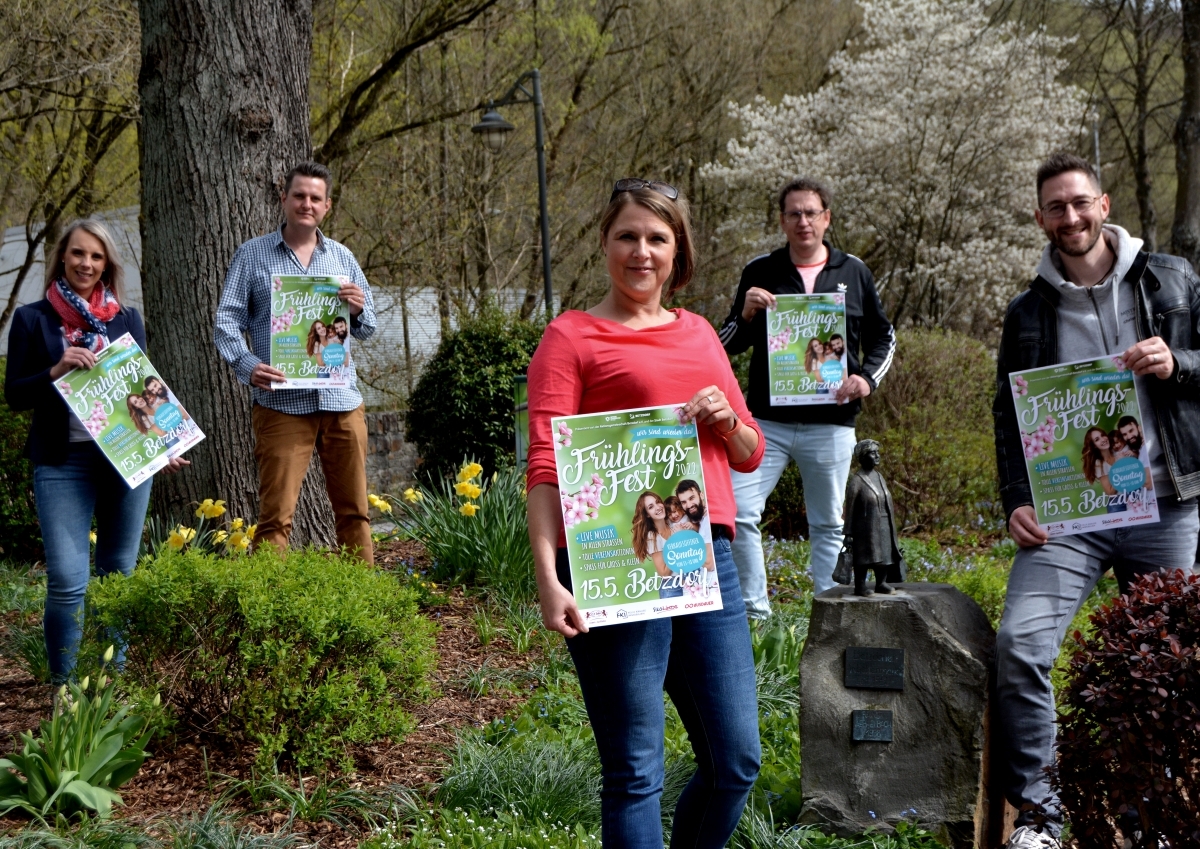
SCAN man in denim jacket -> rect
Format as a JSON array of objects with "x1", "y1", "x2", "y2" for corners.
[{"x1": 992, "y1": 153, "x2": 1200, "y2": 849}]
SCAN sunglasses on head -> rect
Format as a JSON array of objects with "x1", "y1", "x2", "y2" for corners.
[{"x1": 610, "y1": 179, "x2": 679, "y2": 202}]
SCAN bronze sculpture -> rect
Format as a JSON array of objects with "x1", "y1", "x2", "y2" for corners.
[{"x1": 839, "y1": 439, "x2": 906, "y2": 596}]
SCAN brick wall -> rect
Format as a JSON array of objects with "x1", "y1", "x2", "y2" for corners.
[{"x1": 364, "y1": 411, "x2": 420, "y2": 497}]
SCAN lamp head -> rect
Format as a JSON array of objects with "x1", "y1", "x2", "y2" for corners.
[{"x1": 471, "y1": 108, "x2": 515, "y2": 153}]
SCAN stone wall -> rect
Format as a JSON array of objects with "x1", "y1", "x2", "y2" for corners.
[{"x1": 364, "y1": 411, "x2": 420, "y2": 497}]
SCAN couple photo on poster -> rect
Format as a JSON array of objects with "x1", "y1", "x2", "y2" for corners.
[
  {"x1": 803, "y1": 333, "x2": 848, "y2": 393},
  {"x1": 304, "y1": 315, "x2": 351, "y2": 373},
  {"x1": 125, "y1": 375, "x2": 200, "y2": 448},
  {"x1": 1080, "y1": 415, "x2": 1155, "y2": 515},
  {"x1": 630, "y1": 479, "x2": 716, "y2": 600}
]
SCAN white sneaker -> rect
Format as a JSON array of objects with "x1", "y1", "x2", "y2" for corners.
[{"x1": 1006, "y1": 826, "x2": 1062, "y2": 849}]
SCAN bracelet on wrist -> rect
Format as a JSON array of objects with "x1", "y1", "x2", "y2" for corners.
[{"x1": 715, "y1": 415, "x2": 741, "y2": 440}]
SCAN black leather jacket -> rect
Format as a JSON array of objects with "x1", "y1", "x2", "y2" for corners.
[{"x1": 993, "y1": 251, "x2": 1200, "y2": 518}]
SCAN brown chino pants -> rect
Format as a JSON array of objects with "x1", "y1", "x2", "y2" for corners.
[{"x1": 251, "y1": 404, "x2": 373, "y2": 563}]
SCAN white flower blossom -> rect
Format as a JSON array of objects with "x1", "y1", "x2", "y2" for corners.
[{"x1": 705, "y1": 0, "x2": 1085, "y2": 334}]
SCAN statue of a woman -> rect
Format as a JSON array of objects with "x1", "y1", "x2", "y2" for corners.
[{"x1": 842, "y1": 439, "x2": 907, "y2": 596}]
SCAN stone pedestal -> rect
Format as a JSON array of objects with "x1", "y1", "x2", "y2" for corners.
[{"x1": 799, "y1": 583, "x2": 1002, "y2": 848}]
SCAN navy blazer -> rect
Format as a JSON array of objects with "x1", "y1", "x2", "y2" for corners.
[{"x1": 5, "y1": 298, "x2": 147, "y2": 465}]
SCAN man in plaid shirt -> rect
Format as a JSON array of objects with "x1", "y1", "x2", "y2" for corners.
[{"x1": 215, "y1": 161, "x2": 378, "y2": 562}]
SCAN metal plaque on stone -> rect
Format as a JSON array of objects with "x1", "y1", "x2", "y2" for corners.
[
  {"x1": 844, "y1": 646, "x2": 905, "y2": 690},
  {"x1": 851, "y1": 709, "x2": 894, "y2": 742}
]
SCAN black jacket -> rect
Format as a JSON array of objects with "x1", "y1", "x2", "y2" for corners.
[
  {"x1": 719, "y1": 244, "x2": 896, "y2": 426},
  {"x1": 5, "y1": 298, "x2": 147, "y2": 465},
  {"x1": 993, "y1": 251, "x2": 1200, "y2": 518}
]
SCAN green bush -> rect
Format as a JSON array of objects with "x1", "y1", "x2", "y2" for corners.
[
  {"x1": 85, "y1": 548, "x2": 437, "y2": 773},
  {"x1": 856, "y1": 328, "x2": 1001, "y2": 532},
  {"x1": 0, "y1": 380, "x2": 41, "y2": 561},
  {"x1": 406, "y1": 309, "x2": 544, "y2": 477}
]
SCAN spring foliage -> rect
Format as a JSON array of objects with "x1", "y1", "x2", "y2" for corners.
[
  {"x1": 406, "y1": 310, "x2": 543, "y2": 477},
  {"x1": 86, "y1": 548, "x2": 436, "y2": 772},
  {"x1": 706, "y1": 0, "x2": 1085, "y2": 335},
  {"x1": 1054, "y1": 569, "x2": 1200, "y2": 846}
]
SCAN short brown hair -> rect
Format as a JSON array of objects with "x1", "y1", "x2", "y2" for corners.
[
  {"x1": 778, "y1": 177, "x2": 832, "y2": 214},
  {"x1": 283, "y1": 161, "x2": 333, "y2": 197},
  {"x1": 1036, "y1": 153, "x2": 1100, "y2": 204},
  {"x1": 43, "y1": 219, "x2": 126, "y2": 303},
  {"x1": 599, "y1": 186, "x2": 697, "y2": 297}
]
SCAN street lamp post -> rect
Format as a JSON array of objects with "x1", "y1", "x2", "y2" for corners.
[{"x1": 471, "y1": 69, "x2": 553, "y2": 318}]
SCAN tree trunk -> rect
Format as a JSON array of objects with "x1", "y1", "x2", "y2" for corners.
[
  {"x1": 1174, "y1": 0, "x2": 1200, "y2": 270},
  {"x1": 139, "y1": 0, "x2": 336, "y2": 545}
]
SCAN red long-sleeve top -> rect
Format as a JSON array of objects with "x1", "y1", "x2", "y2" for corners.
[{"x1": 527, "y1": 309, "x2": 764, "y2": 544}]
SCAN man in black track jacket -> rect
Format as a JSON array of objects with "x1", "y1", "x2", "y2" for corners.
[{"x1": 719, "y1": 177, "x2": 896, "y2": 617}]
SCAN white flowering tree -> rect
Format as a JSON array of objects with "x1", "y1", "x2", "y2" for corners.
[{"x1": 705, "y1": 0, "x2": 1086, "y2": 335}]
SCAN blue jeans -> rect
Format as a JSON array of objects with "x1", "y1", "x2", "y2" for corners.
[
  {"x1": 995, "y1": 495, "x2": 1198, "y2": 834},
  {"x1": 730, "y1": 420, "x2": 856, "y2": 615},
  {"x1": 33, "y1": 442, "x2": 152, "y2": 683},
  {"x1": 556, "y1": 534, "x2": 761, "y2": 848}
]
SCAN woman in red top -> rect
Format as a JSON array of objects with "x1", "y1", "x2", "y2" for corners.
[{"x1": 526, "y1": 180, "x2": 764, "y2": 848}]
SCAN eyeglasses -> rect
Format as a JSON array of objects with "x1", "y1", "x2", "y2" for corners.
[
  {"x1": 782, "y1": 208, "x2": 828, "y2": 224},
  {"x1": 611, "y1": 178, "x2": 679, "y2": 202},
  {"x1": 1039, "y1": 196, "x2": 1101, "y2": 220}
]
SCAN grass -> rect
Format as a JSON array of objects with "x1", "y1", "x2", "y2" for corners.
[
  {"x1": 1, "y1": 617, "x2": 51, "y2": 682},
  {"x1": 217, "y1": 771, "x2": 419, "y2": 829}
]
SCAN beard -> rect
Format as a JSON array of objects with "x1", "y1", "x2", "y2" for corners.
[
  {"x1": 1046, "y1": 219, "x2": 1104, "y2": 257},
  {"x1": 684, "y1": 501, "x2": 706, "y2": 522},
  {"x1": 1125, "y1": 433, "x2": 1143, "y2": 452}
]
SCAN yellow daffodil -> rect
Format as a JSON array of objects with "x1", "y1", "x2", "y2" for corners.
[
  {"x1": 454, "y1": 481, "x2": 472, "y2": 496},
  {"x1": 89, "y1": 530, "x2": 97, "y2": 545},
  {"x1": 368, "y1": 494, "x2": 393, "y2": 514},
  {"x1": 246, "y1": 524, "x2": 257, "y2": 541},
  {"x1": 167, "y1": 526, "x2": 195, "y2": 550},
  {"x1": 463, "y1": 483, "x2": 482, "y2": 499},
  {"x1": 456, "y1": 467, "x2": 472, "y2": 483},
  {"x1": 402, "y1": 487, "x2": 422, "y2": 503},
  {"x1": 194, "y1": 498, "x2": 227, "y2": 519},
  {"x1": 226, "y1": 530, "x2": 251, "y2": 551},
  {"x1": 465, "y1": 462, "x2": 484, "y2": 478},
  {"x1": 459, "y1": 502, "x2": 479, "y2": 517},
  {"x1": 231, "y1": 518, "x2": 245, "y2": 531},
  {"x1": 213, "y1": 530, "x2": 229, "y2": 543}
]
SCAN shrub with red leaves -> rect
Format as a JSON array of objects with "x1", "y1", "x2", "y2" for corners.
[{"x1": 1053, "y1": 568, "x2": 1200, "y2": 848}]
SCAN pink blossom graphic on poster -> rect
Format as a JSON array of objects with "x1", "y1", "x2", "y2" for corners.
[
  {"x1": 83, "y1": 400, "x2": 109, "y2": 437},
  {"x1": 57, "y1": 381, "x2": 72, "y2": 396},
  {"x1": 674, "y1": 406, "x2": 687, "y2": 424},
  {"x1": 1012, "y1": 375, "x2": 1028, "y2": 398},
  {"x1": 1021, "y1": 415, "x2": 1056, "y2": 460},
  {"x1": 272, "y1": 277, "x2": 283, "y2": 292},
  {"x1": 271, "y1": 308, "x2": 295, "y2": 334},
  {"x1": 832, "y1": 293, "x2": 845, "y2": 305},
  {"x1": 767, "y1": 326, "x2": 792, "y2": 353},
  {"x1": 1111, "y1": 356, "x2": 1126, "y2": 371},
  {"x1": 556, "y1": 421, "x2": 573, "y2": 448},
  {"x1": 684, "y1": 571, "x2": 717, "y2": 599},
  {"x1": 560, "y1": 474, "x2": 604, "y2": 529}
]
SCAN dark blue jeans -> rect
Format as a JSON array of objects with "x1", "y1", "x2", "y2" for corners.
[
  {"x1": 556, "y1": 533, "x2": 761, "y2": 848},
  {"x1": 33, "y1": 442, "x2": 152, "y2": 683}
]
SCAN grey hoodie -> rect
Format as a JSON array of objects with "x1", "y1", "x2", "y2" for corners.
[{"x1": 1034, "y1": 223, "x2": 1172, "y2": 496}]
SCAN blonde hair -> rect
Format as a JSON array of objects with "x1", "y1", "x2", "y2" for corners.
[
  {"x1": 43, "y1": 219, "x2": 126, "y2": 303},
  {"x1": 600, "y1": 187, "x2": 697, "y2": 298}
]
